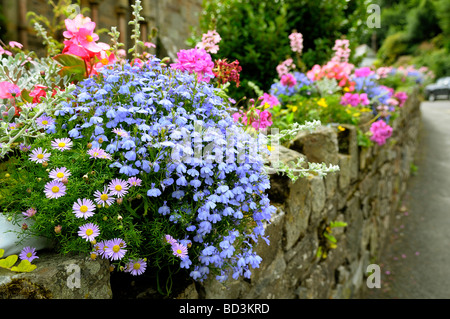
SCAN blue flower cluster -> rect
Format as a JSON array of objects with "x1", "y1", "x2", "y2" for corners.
[
  {"x1": 269, "y1": 71, "x2": 312, "y2": 99},
  {"x1": 352, "y1": 73, "x2": 392, "y2": 106},
  {"x1": 55, "y1": 58, "x2": 276, "y2": 283}
]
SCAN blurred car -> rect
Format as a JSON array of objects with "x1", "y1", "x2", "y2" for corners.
[{"x1": 425, "y1": 77, "x2": 450, "y2": 101}]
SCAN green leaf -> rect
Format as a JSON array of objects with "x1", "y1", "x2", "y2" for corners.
[
  {"x1": 21, "y1": 89, "x2": 34, "y2": 103},
  {"x1": 52, "y1": 54, "x2": 86, "y2": 81},
  {"x1": 330, "y1": 221, "x2": 348, "y2": 228},
  {"x1": 10, "y1": 259, "x2": 37, "y2": 272},
  {"x1": 0, "y1": 255, "x2": 18, "y2": 269},
  {"x1": 0, "y1": 249, "x2": 4, "y2": 258},
  {"x1": 323, "y1": 232, "x2": 337, "y2": 244}
]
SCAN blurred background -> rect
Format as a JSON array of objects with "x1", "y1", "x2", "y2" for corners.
[{"x1": 1, "y1": 0, "x2": 448, "y2": 100}]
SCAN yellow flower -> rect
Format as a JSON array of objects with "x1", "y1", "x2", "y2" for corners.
[
  {"x1": 292, "y1": 106, "x2": 298, "y2": 112},
  {"x1": 317, "y1": 98, "x2": 328, "y2": 107},
  {"x1": 343, "y1": 87, "x2": 350, "y2": 92},
  {"x1": 354, "y1": 112, "x2": 360, "y2": 117},
  {"x1": 337, "y1": 125, "x2": 346, "y2": 132},
  {"x1": 267, "y1": 145, "x2": 272, "y2": 152}
]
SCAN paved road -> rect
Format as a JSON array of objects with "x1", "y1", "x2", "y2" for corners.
[{"x1": 364, "y1": 99, "x2": 450, "y2": 299}]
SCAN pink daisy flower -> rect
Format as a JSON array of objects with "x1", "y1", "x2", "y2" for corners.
[
  {"x1": 164, "y1": 234, "x2": 177, "y2": 245},
  {"x1": 22, "y1": 207, "x2": 36, "y2": 219},
  {"x1": 29, "y1": 147, "x2": 51, "y2": 163},
  {"x1": 108, "y1": 178, "x2": 129, "y2": 197},
  {"x1": 94, "y1": 186, "x2": 115, "y2": 207},
  {"x1": 94, "y1": 240, "x2": 109, "y2": 259},
  {"x1": 87, "y1": 147, "x2": 112, "y2": 160},
  {"x1": 19, "y1": 246, "x2": 39, "y2": 262},
  {"x1": 112, "y1": 128, "x2": 129, "y2": 138},
  {"x1": 127, "y1": 177, "x2": 142, "y2": 187},
  {"x1": 172, "y1": 242, "x2": 189, "y2": 260},
  {"x1": 51, "y1": 138, "x2": 73, "y2": 151},
  {"x1": 36, "y1": 115, "x2": 55, "y2": 128},
  {"x1": 125, "y1": 259, "x2": 147, "y2": 276},
  {"x1": 78, "y1": 223, "x2": 100, "y2": 242},
  {"x1": 105, "y1": 238, "x2": 127, "y2": 260},
  {"x1": 44, "y1": 180, "x2": 66, "y2": 199},
  {"x1": 72, "y1": 198, "x2": 96, "y2": 219},
  {"x1": 49, "y1": 167, "x2": 71, "y2": 181}
]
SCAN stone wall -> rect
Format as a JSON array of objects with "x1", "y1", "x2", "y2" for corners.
[
  {"x1": 0, "y1": 89, "x2": 421, "y2": 299},
  {"x1": 187, "y1": 87, "x2": 421, "y2": 299}
]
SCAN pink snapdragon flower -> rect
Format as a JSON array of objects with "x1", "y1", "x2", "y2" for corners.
[
  {"x1": 196, "y1": 30, "x2": 221, "y2": 54},
  {"x1": 331, "y1": 39, "x2": 350, "y2": 63},
  {"x1": 289, "y1": 32, "x2": 303, "y2": 54},
  {"x1": 276, "y1": 58, "x2": 295, "y2": 77},
  {"x1": 170, "y1": 48, "x2": 215, "y2": 83},
  {"x1": 370, "y1": 120, "x2": 393, "y2": 145}
]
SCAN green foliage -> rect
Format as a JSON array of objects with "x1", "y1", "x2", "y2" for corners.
[
  {"x1": 192, "y1": 0, "x2": 292, "y2": 101},
  {"x1": 377, "y1": 32, "x2": 409, "y2": 66},
  {"x1": 0, "y1": 249, "x2": 37, "y2": 273},
  {"x1": 192, "y1": 0, "x2": 371, "y2": 102}
]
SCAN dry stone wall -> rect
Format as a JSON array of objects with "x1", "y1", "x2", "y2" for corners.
[
  {"x1": 0, "y1": 89, "x2": 421, "y2": 299},
  {"x1": 187, "y1": 87, "x2": 421, "y2": 299}
]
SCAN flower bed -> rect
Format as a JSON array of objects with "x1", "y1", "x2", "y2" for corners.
[
  {"x1": 0, "y1": 2, "x2": 432, "y2": 298},
  {"x1": 0, "y1": 3, "x2": 338, "y2": 296}
]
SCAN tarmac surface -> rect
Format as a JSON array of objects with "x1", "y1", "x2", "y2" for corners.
[{"x1": 363, "y1": 99, "x2": 450, "y2": 299}]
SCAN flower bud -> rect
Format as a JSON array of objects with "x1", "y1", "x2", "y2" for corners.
[
  {"x1": 116, "y1": 198, "x2": 123, "y2": 205},
  {"x1": 87, "y1": 143, "x2": 92, "y2": 149},
  {"x1": 54, "y1": 225, "x2": 62, "y2": 234},
  {"x1": 22, "y1": 223, "x2": 28, "y2": 231},
  {"x1": 61, "y1": 177, "x2": 69, "y2": 184},
  {"x1": 42, "y1": 161, "x2": 48, "y2": 167},
  {"x1": 117, "y1": 215, "x2": 123, "y2": 221}
]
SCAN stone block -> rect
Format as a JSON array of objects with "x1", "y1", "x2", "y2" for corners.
[
  {"x1": 284, "y1": 178, "x2": 311, "y2": 251},
  {"x1": 0, "y1": 251, "x2": 112, "y2": 299},
  {"x1": 288, "y1": 126, "x2": 339, "y2": 165}
]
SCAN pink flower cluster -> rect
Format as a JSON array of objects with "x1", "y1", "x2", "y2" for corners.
[
  {"x1": 232, "y1": 109, "x2": 273, "y2": 130},
  {"x1": 331, "y1": 39, "x2": 350, "y2": 63},
  {"x1": 340, "y1": 92, "x2": 370, "y2": 107},
  {"x1": 289, "y1": 32, "x2": 303, "y2": 54},
  {"x1": 276, "y1": 58, "x2": 296, "y2": 77},
  {"x1": 354, "y1": 67, "x2": 374, "y2": 78},
  {"x1": 307, "y1": 61, "x2": 355, "y2": 90},
  {"x1": 62, "y1": 14, "x2": 115, "y2": 75},
  {"x1": 260, "y1": 93, "x2": 280, "y2": 108},
  {"x1": 170, "y1": 48, "x2": 215, "y2": 83},
  {"x1": 196, "y1": 30, "x2": 221, "y2": 54},
  {"x1": 370, "y1": 120, "x2": 393, "y2": 145},
  {"x1": 394, "y1": 91, "x2": 408, "y2": 107},
  {"x1": 280, "y1": 73, "x2": 297, "y2": 87}
]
